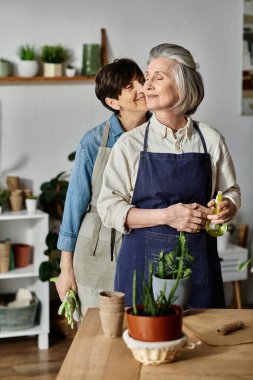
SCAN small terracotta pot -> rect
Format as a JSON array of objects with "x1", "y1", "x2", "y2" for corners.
[
  {"x1": 126, "y1": 304, "x2": 183, "y2": 342},
  {"x1": 12, "y1": 243, "x2": 31, "y2": 268}
]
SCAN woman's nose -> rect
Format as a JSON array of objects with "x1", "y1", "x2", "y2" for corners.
[{"x1": 144, "y1": 78, "x2": 154, "y2": 90}]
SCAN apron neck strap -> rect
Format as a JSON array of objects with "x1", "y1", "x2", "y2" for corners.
[
  {"x1": 193, "y1": 121, "x2": 208, "y2": 153},
  {"x1": 100, "y1": 120, "x2": 110, "y2": 147},
  {"x1": 143, "y1": 121, "x2": 150, "y2": 152}
]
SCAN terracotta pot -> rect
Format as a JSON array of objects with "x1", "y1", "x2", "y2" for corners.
[
  {"x1": 0, "y1": 242, "x2": 10, "y2": 273},
  {"x1": 126, "y1": 304, "x2": 183, "y2": 342},
  {"x1": 12, "y1": 243, "x2": 31, "y2": 268}
]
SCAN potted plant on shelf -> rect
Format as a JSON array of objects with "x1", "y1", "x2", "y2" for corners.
[
  {"x1": 0, "y1": 58, "x2": 12, "y2": 77},
  {"x1": 66, "y1": 64, "x2": 76, "y2": 77},
  {"x1": 40, "y1": 45, "x2": 69, "y2": 77},
  {"x1": 0, "y1": 187, "x2": 9, "y2": 214},
  {"x1": 25, "y1": 194, "x2": 38, "y2": 213},
  {"x1": 152, "y1": 232, "x2": 194, "y2": 310},
  {"x1": 17, "y1": 44, "x2": 39, "y2": 77}
]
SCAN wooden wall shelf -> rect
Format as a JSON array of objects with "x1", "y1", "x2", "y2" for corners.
[
  {"x1": 0, "y1": 76, "x2": 95, "y2": 84},
  {"x1": 0, "y1": 28, "x2": 108, "y2": 85}
]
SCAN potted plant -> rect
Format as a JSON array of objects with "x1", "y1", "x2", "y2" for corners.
[
  {"x1": 126, "y1": 262, "x2": 183, "y2": 343},
  {"x1": 25, "y1": 194, "x2": 38, "y2": 213},
  {"x1": 152, "y1": 232, "x2": 194, "y2": 310},
  {"x1": 40, "y1": 45, "x2": 69, "y2": 77},
  {"x1": 17, "y1": 44, "x2": 39, "y2": 77},
  {"x1": 65, "y1": 64, "x2": 76, "y2": 77},
  {"x1": 0, "y1": 58, "x2": 11, "y2": 77},
  {"x1": 0, "y1": 187, "x2": 9, "y2": 214},
  {"x1": 39, "y1": 230, "x2": 61, "y2": 281}
]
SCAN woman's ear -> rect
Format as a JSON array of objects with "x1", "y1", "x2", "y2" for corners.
[{"x1": 105, "y1": 97, "x2": 120, "y2": 111}]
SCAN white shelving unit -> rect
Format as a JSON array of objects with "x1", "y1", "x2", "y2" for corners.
[
  {"x1": 219, "y1": 244, "x2": 248, "y2": 282},
  {"x1": 0, "y1": 210, "x2": 49, "y2": 349}
]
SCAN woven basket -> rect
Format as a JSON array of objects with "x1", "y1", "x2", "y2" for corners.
[
  {"x1": 0, "y1": 294, "x2": 39, "y2": 331},
  {"x1": 123, "y1": 330, "x2": 188, "y2": 365}
]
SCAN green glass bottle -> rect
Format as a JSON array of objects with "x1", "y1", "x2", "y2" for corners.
[{"x1": 206, "y1": 191, "x2": 227, "y2": 237}]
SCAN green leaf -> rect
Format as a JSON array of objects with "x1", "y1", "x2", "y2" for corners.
[{"x1": 39, "y1": 261, "x2": 54, "y2": 282}]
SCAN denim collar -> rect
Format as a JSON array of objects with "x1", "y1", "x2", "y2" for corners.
[{"x1": 109, "y1": 112, "x2": 152, "y2": 138}]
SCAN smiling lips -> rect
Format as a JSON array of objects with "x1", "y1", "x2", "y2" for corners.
[{"x1": 135, "y1": 96, "x2": 146, "y2": 102}]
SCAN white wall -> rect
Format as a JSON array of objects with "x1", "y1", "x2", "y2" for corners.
[{"x1": 1, "y1": 0, "x2": 252, "y2": 304}]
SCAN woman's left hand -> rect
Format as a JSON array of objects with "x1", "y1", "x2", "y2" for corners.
[{"x1": 207, "y1": 197, "x2": 235, "y2": 224}]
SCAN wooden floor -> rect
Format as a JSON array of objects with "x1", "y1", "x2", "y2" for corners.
[{"x1": 0, "y1": 333, "x2": 73, "y2": 380}]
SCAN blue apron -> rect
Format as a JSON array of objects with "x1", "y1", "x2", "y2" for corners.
[{"x1": 114, "y1": 121, "x2": 225, "y2": 308}]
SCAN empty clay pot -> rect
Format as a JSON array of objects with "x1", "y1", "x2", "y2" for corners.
[{"x1": 12, "y1": 243, "x2": 31, "y2": 268}]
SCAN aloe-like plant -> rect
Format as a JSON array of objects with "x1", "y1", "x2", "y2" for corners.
[
  {"x1": 132, "y1": 262, "x2": 180, "y2": 317},
  {"x1": 154, "y1": 232, "x2": 194, "y2": 279},
  {"x1": 17, "y1": 44, "x2": 37, "y2": 60},
  {"x1": 40, "y1": 45, "x2": 69, "y2": 63}
]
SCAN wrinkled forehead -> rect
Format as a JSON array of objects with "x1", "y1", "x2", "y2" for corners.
[{"x1": 145, "y1": 57, "x2": 177, "y2": 74}]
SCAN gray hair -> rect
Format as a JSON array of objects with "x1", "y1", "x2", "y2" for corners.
[{"x1": 147, "y1": 43, "x2": 204, "y2": 116}]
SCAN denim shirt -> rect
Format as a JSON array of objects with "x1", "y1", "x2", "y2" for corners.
[{"x1": 57, "y1": 113, "x2": 124, "y2": 252}]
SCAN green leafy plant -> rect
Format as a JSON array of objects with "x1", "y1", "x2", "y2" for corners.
[
  {"x1": 0, "y1": 58, "x2": 9, "y2": 63},
  {"x1": 132, "y1": 264, "x2": 177, "y2": 317},
  {"x1": 17, "y1": 44, "x2": 37, "y2": 60},
  {"x1": 39, "y1": 230, "x2": 61, "y2": 281},
  {"x1": 0, "y1": 188, "x2": 9, "y2": 206},
  {"x1": 39, "y1": 172, "x2": 68, "y2": 220},
  {"x1": 40, "y1": 45, "x2": 69, "y2": 63},
  {"x1": 26, "y1": 194, "x2": 38, "y2": 200},
  {"x1": 154, "y1": 232, "x2": 194, "y2": 279}
]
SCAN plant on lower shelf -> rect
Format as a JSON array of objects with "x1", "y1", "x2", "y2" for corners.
[{"x1": 152, "y1": 232, "x2": 194, "y2": 309}]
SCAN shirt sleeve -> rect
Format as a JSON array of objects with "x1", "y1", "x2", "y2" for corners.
[
  {"x1": 57, "y1": 140, "x2": 92, "y2": 252},
  {"x1": 213, "y1": 134, "x2": 241, "y2": 213},
  {"x1": 97, "y1": 137, "x2": 135, "y2": 234}
]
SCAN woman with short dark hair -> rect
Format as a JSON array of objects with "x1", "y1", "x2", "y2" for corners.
[
  {"x1": 98, "y1": 44, "x2": 241, "y2": 308},
  {"x1": 56, "y1": 58, "x2": 150, "y2": 316}
]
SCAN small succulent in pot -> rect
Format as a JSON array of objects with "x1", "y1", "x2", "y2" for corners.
[{"x1": 17, "y1": 44, "x2": 37, "y2": 61}]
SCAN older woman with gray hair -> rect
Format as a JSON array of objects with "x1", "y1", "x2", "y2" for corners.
[{"x1": 97, "y1": 43, "x2": 241, "y2": 308}]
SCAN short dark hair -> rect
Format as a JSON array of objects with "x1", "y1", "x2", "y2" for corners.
[{"x1": 95, "y1": 58, "x2": 144, "y2": 112}]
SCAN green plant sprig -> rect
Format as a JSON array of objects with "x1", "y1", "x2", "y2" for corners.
[
  {"x1": 154, "y1": 232, "x2": 194, "y2": 280},
  {"x1": 17, "y1": 44, "x2": 37, "y2": 60},
  {"x1": 40, "y1": 45, "x2": 69, "y2": 64}
]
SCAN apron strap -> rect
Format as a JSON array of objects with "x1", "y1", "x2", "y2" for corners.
[
  {"x1": 100, "y1": 120, "x2": 110, "y2": 147},
  {"x1": 143, "y1": 121, "x2": 150, "y2": 152},
  {"x1": 193, "y1": 121, "x2": 208, "y2": 154},
  {"x1": 88, "y1": 120, "x2": 117, "y2": 259},
  {"x1": 89, "y1": 213, "x2": 102, "y2": 256}
]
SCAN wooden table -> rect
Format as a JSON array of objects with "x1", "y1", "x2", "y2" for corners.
[{"x1": 57, "y1": 308, "x2": 253, "y2": 380}]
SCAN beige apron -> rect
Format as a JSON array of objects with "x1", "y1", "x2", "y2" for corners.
[{"x1": 73, "y1": 121, "x2": 122, "y2": 316}]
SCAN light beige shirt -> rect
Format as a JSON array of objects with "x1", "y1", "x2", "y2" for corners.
[{"x1": 97, "y1": 115, "x2": 241, "y2": 234}]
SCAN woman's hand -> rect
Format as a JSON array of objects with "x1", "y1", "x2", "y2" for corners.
[
  {"x1": 164, "y1": 203, "x2": 212, "y2": 233},
  {"x1": 207, "y1": 197, "x2": 235, "y2": 224},
  {"x1": 56, "y1": 251, "x2": 78, "y2": 302}
]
